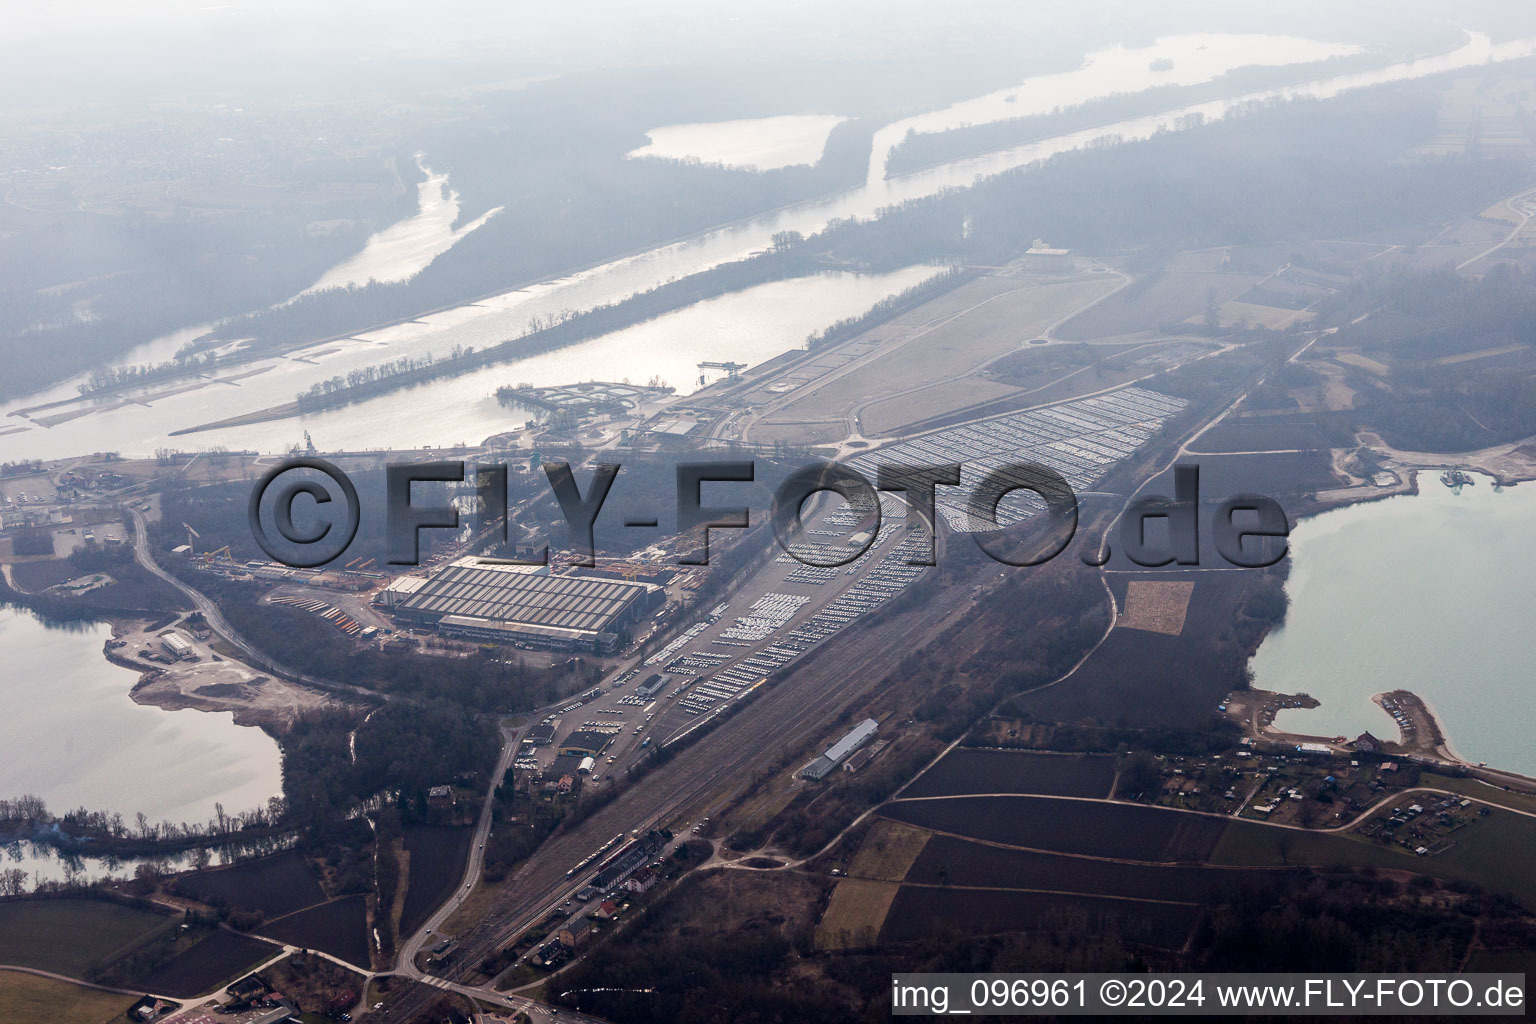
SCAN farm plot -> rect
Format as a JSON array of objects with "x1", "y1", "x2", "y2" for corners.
[
  {"x1": 133, "y1": 929, "x2": 276, "y2": 998},
  {"x1": 847, "y1": 820, "x2": 931, "y2": 881},
  {"x1": 905, "y1": 834, "x2": 1295, "y2": 902},
  {"x1": 902, "y1": 750, "x2": 1116, "y2": 800},
  {"x1": 0, "y1": 971, "x2": 133, "y2": 1024},
  {"x1": 0, "y1": 898, "x2": 175, "y2": 976},
  {"x1": 173, "y1": 850, "x2": 325, "y2": 918},
  {"x1": 816, "y1": 879, "x2": 900, "y2": 951},
  {"x1": 259, "y1": 895, "x2": 369, "y2": 968},
  {"x1": 1190, "y1": 416, "x2": 1330, "y2": 453},
  {"x1": 1055, "y1": 269, "x2": 1260, "y2": 341},
  {"x1": 1117, "y1": 580, "x2": 1195, "y2": 636},
  {"x1": 1214, "y1": 811, "x2": 1536, "y2": 911},
  {"x1": 400, "y1": 826, "x2": 474, "y2": 937},
  {"x1": 880, "y1": 886, "x2": 1199, "y2": 950},
  {"x1": 881, "y1": 797, "x2": 1227, "y2": 863}
]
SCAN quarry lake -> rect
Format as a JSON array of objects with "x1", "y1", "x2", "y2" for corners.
[
  {"x1": 1251, "y1": 475, "x2": 1536, "y2": 777},
  {"x1": 0, "y1": 606, "x2": 283, "y2": 828}
]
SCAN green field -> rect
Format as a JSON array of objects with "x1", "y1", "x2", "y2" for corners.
[
  {"x1": 0, "y1": 970, "x2": 135, "y2": 1024},
  {"x1": 0, "y1": 899, "x2": 175, "y2": 976}
]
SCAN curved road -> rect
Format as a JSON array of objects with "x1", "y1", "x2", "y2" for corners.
[{"x1": 126, "y1": 506, "x2": 380, "y2": 702}]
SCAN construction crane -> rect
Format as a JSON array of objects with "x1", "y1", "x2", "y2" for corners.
[
  {"x1": 182, "y1": 522, "x2": 200, "y2": 553},
  {"x1": 697, "y1": 361, "x2": 746, "y2": 381},
  {"x1": 202, "y1": 545, "x2": 231, "y2": 563}
]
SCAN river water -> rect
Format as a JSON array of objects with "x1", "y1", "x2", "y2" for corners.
[
  {"x1": 628, "y1": 114, "x2": 849, "y2": 170},
  {"x1": 301, "y1": 156, "x2": 503, "y2": 294},
  {"x1": 3, "y1": 30, "x2": 1533, "y2": 467},
  {"x1": 0, "y1": 606, "x2": 283, "y2": 828},
  {"x1": 1252, "y1": 477, "x2": 1536, "y2": 777}
]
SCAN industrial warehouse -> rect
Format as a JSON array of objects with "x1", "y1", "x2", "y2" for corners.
[
  {"x1": 379, "y1": 558, "x2": 662, "y2": 653},
  {"x1": 800, "y1": 718, "x2": 879, "y2": 780}
]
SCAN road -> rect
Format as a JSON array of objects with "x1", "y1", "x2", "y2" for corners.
[
  {"x1": 1457, "y1": 185, "x2": 1536, "y2": 270},
  {"x1": 126, "y1": 505, "x2": 381, "y2": 703},
  {"x1": 393, "y1": 720, "x2": 525, "y2": 977},
  {"x1": 369, "y1": 543, "x2": 979, "y2": 1022}
]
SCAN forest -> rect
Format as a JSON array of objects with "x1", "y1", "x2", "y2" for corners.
[
  {"x1": 280, "y1": 702, "x2": 498, "y2": 842},
  {"x1": 1321, "y1": 266, "x2": 1536, "y2": 451}
]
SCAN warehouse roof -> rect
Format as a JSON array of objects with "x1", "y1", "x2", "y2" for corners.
[{"x1": 393, "y1": 561, "x2": 658, "y2": 633}]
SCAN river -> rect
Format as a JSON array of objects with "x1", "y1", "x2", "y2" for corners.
[
  {"x1": 2, "y1": 30, "x2": 1532, "y2": 462},
  {"x1": 1251, "y1": 476, "x2": 1536, "y2": 777},
  {"x1": 300, "y1": 155, "x2": 503, "y2": 294},
  {"x1": 627, "y1": 114, "x2": 849, "y2": 170}
]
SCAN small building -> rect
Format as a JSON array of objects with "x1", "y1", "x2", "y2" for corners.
[
  {"x1": 559, "y1": 916, "x2": 595, "y2": 948},
  {"x1": 624, "y1": 867, "x2": 660, "y2": 894},
  {"x1": 592, "y1": 899, "x2": 620, "y2": 920},
  {"x1": 128, "y1": 997, "x2": 174, "y2": 1022},
  {"x1": 578, "y1": 756, "x2": 596, "y2": 775},
  {"x1": 635, "y1": 674, "x2": 667, "y2": 699},
  {"x1": 1023, "y1": 239, "x2": 1072, "y2": 269},
  {"x1": 557, "y1": 774, "x2": 575, "y2": 794},
  {"x1": 427, "y1": 785, "x2": 455, "y2": 809},
  {"x1": 843, "y1": 739, "x2": 889, "y2": 774},
  {"x1": 526, "y1": 722, "x2": 557, "y2": 747},
  {"x1": 800, "y1": 755, "x2": 837, "y2": 781},
  {"x1": 825, "y1": 719, "x2": 879, "y2": 762},
  {"x1": 805, "y1": 719, "x2": 880, "y2": 778},
  {"x1": 160, "y1": 631, "x2": 197, "y2": 661},
  {"x1": 1353, "y1": 731, "x2": 1382, "y2": 753}
]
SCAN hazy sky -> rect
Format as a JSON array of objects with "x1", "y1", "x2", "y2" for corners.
[{"x1": 0, "y1": 1, "x2": 1521, "y2": 116}]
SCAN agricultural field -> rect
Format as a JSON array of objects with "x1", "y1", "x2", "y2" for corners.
[
  {"x1": 173, "y1": 850, "x2": 326, "y2": 918},
  {"x1": 400, "y1": 825, "x2": 474, "y2": 937},
  {"x1": 0, "y1": 970, "x2": 135, "y2": 1024},
  {"x1": 1214, "y1": 809, "x2": 1536, "y2": 911},
  {"x1": 1189, "y1": 416, "x2": 1331, "y2": 453},
  {"x1": 1014, "y1": 571, "x2": 1263, "y2": 729},
  {"x1": 880, "y1": 796, "x2": 1228, "y2": 863},
  {"x1": 904, "y1": 834, "x2": 1296, "y2": 901},
  {"x1": 1116, "y1": 580, "x2": 1196, "y2": 635},
  {"x1": 259, "y1": 895, "x2": 369, "y2": 968},
  {"x1": 132, "y1": 929, "x2": 276, "y2": 999},
  {"x1": 1054, "y1": 262, "x2": 1260, "y2": 341},
  {"x1": 901, "y1": 750, "x2": 1116, "y2": 800},
  {"x1": 846, "y1": 820, "x2": 931, "y2": 881},
  {"x1": 1215, "y1": 300, "x2": 1315, "y2": 330},
  {"x1": 816, "y1": 879, "x2": 899, "y2": 951},
  {"x1": 0, "y1": 898, "x2": 175, "y2": 976},
  {"x1": 880, "y1": 886, "x2": 1199, "y2": 950},
  {"x1": 1140, "y1": 450, "x2": 1342, "y2": 510}
]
